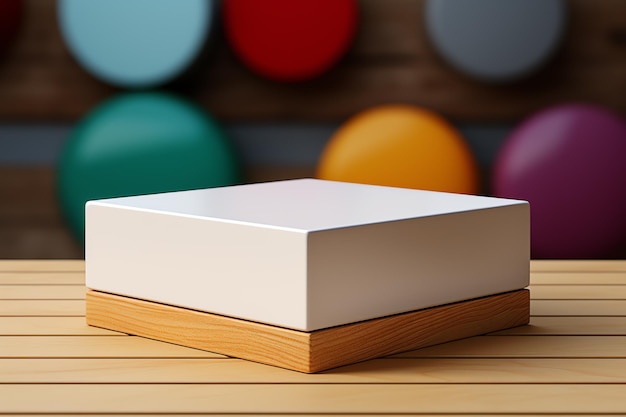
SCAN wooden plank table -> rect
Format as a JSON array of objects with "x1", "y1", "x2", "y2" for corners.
[{"x1": 1, "y1": 260, "x2": 626, "y2": 415}]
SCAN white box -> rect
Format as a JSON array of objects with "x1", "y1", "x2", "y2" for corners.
[{"x1": 86, "y1": 179, "x2": 529, "y2": 332}]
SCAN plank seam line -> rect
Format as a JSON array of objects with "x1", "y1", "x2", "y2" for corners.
[
  {"x1": 0, "y1": 298, "x2": 85, "y2": 301},
  {"x1": 3, "y1": 382, "x2": 626, "y2": 386},
  {"x1": 489, "y1": 334, "x2": 626, "y2": 337},
  {"x1": 1, "y1": 382, "x2": 625, "y2": 385},
  {"x1": 0, "y1": 335, "x2": 132, "y2": 337},
  {"x1": 531, "y1": 271, "x2": 626, "y2": 273},
  {"x1": 530, "y1": 284, "x2": 626, "y2": 286},
  {"x1": 0, "y1": 284, "x2": 85, "y2": 286},
  {"x1": 3, "y1": 356, "x2": 626, "y2": 359},
  {"x1": 530, "y1": 298, "x2": 626, "y2": 301},
  {"x1": 0, "y1": 334, "x2": 126, "y2": 337},
  {"x1": 383, "y1": 356, "x2": 626, "y2": 359},
  {"x1": 0, "y1": 315, "x2": 85, "y2": 317},
  {"x1": 5, "y1": 356, "x2": 626, "y2": 360},
  {"x1": 5, "y1": 413, "x2": 608, "y2": 416},
  {"x1": 393, "y1": 356, "x2": 626, "y2": 359},
  {"x1": 0, "y1": 356, "x2": 227, "y2": 359},
  {"x1": 0, "y1": 357, "x2": 232, "y2": 360},
  {"x1": 0, "y1": 270, "x2": 83, "y2": 272},
  {"x1": 531, "y1": 315, "x2": 626, "y2": 318}
]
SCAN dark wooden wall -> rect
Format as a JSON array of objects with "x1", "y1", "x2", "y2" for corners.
[
  {"x1": 1, "y1": 0, "x2": 625, "y2": 258},
  {"x1": 2, "y1": 0, "x2": 626, "y2": 122}
]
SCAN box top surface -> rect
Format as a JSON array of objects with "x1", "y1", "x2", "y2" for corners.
[{"x1": 89, "y1": 179, "x2": 526, "y2": 232}]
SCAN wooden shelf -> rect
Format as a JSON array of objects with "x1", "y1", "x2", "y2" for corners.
[{"x1": 86, "y1": 289, "x2": 530, "y2": 373}]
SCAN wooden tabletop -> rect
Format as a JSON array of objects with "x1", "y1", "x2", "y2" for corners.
[{"x1": 1, "y1": 260, "x2": 626, "y2": 415}]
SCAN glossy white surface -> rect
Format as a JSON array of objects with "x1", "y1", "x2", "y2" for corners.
[
  {"x1": 93, "y1": 179, "x2": 522, "y2": 231},
  {"x1": 86, "y1": 179, "x2": 529, "y2": 331}
]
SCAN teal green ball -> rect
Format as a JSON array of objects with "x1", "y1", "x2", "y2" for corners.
[{"x1": 57, "y1": 92, "x2": 241, "y2": 243}]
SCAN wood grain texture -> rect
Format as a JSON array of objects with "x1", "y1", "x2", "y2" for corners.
[
  {"x1": 86, "y1": 289, "x2": 529, "y2": 373},
  {"x1": 2, "y1": 384, "x2": 626, "y2": 414},
  {"x1": 531, "y1": 299, "x2": 626, "y2": 316},
  {"x1": 86, "y1": 290, "x2": 312, "y2": 372},
  {"x1": 0, "y1": 259, "x2": 84, "y2": 272},
  {"x1": 531, "y1": 285, "x2": 626, "y2": 299},
  {"x1": 398, "y1": 335, "x2": 626, "y2": 358},
  {"x1": 0, "y1": 299, "x2": 85, "y2": 316},
  {"x1": 0, "y1": 317, "x2": 121, "y2": 336},
  {"x1": 39, "y1": 314, "x2": 626, "y2": 336},
  {"x1": 2, "y1": 261, "x2": 626, "y2": 415},
  {"x1": 3, "y1": 358, "x2": 626, "y2": 384},
  {"x1": 530, "y1": 260, "x2": 626, "y2": 272},
  {"x1": 531, "y1": 271, "x2": 626, "y2": 285},
  {"x1": 492, "y1": 316, "x2": 626, "y2": 336},
  {"x1": 3, "y1": 335, "x2": 624, "y2": 360},
  {"x1": 309, "y1": 290, "x2": 530, "y2": 372},
  {"x1": 0, "y1": 336, "x2": 224, "y2": 358},
  {"x1": 0, "y1": 0, "x2": 624, "y2": 122},
  {"x1": 0, "y1": 284, "x2": 85, "y2": 299},
  {"x1": 0, "y1": 415, "x2": 583, "y2": 417},
  {"x1": 0, "y1": 271, "x2": 85, "y2": 284}
]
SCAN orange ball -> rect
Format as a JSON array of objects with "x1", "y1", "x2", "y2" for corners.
[{"x1": 317, "y1": 105, "x2": 479, "y2": 194}]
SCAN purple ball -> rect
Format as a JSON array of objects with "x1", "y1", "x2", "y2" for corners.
[{"x1": 493, "y1": 104, "x2": 626, "y2": 258}]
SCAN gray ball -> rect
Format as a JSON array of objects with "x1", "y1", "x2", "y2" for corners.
[{"x1": 425, "y1": 0, "x2": 567, "y2": 82}]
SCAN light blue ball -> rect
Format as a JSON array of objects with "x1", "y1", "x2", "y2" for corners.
[{"x1": 58, "y1": 0, "x2": 213, "y2": 88}]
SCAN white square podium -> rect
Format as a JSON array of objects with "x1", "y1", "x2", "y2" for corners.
[{"x1": 85, "y1": 179, "x2": 530, "y2": 372}]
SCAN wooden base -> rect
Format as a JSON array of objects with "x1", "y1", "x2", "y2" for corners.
[{"x1": 86, "y1": 289, "x2": 529, "y2": 373}]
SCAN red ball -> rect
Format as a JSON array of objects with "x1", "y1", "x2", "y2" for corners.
[
  {"x1": 0, "y1": 0, "x2": 23, "y2": 55},
  {"x1": 223, "y1": 0, "x2": 357, "y2": 82}
]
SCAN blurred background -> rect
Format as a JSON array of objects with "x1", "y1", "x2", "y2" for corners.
[{"x1": 0, "y1": 0, "x2": 625, "y2": 259}]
